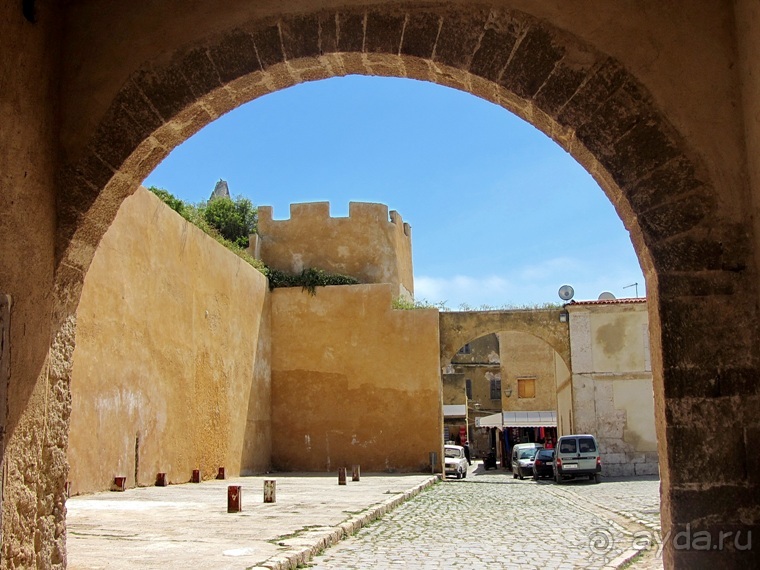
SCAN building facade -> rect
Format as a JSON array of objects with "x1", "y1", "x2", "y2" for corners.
[{"x1": 566, "y1": 299, "x2": 658, "y2": 476}]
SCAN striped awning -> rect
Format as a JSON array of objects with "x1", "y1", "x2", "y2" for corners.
[{"x1": 476, "y1": 410, "x2": 557, "y2": 428}]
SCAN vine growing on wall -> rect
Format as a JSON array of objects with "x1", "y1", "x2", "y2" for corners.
[{"x1": 268, "y1": 268, "x2": 359, "y2": 294}]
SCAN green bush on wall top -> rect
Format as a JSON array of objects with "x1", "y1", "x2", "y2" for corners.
[{"x1": 268, "y1": 268, "x2": 359, "y2": 294}]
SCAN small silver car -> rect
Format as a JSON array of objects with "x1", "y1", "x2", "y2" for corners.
[{"x1": 553, "y1": 434, "x2": 601, "y2": 483}]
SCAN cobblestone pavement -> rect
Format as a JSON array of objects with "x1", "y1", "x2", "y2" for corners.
[{"x1": 308, "y1": 463, "x2": 664, "y2": 570}]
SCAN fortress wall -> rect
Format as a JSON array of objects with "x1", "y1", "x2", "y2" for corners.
[
  {"x1": 270, "y1": 283, "x2": 441, "y2": 473},
  {"x1": 258, "y1": 202, "x2": 413, "y2": 298},
  {"x1": 68, "y1": 188, "x2": 271, "y2": 494}
]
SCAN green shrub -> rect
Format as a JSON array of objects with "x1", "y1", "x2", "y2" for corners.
[
  {"x1": 148, "y1": 186, "x2": 266, "y2": 275},
  {"x1": 392, "y1": 297, "x2": 448, "y2": 310},
  {"x1": 202, "y1": 195, "x2": 257, "y2": 248},
  {"x1": 148, "y1": 186, "x2": 185, "y2": 215},
  {"x1": 268, "y1": 268, "x2": 359, "y2": 294}
]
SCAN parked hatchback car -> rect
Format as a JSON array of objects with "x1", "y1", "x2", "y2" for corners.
[
  {"x1": 532, "y1": 448, "x2": 555, "y2": 480},
  {"x1": 444, "y1": 444, "x2": 469, "y2": 479},
  {"x1": 554, "y1": 434, "x2": 601, "y2": 483}
]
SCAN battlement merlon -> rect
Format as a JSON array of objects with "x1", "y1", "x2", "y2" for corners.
[
  {"x1": 257, "y1": 202, "x2": 411, "y2": 239},
  {"x1": 389, "y1": 210, "x2": 412, "y2": 238},
  {"x1": 256, "y1": 200, "x2": 414, "y2": 297}
]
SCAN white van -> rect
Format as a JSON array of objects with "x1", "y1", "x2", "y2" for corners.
[
  {"x1": 553, "y1": 434, "x2": 601, "y2": 483},
  {"x1": 511, "y1": 442, "x2": 543, "y2": 480}
]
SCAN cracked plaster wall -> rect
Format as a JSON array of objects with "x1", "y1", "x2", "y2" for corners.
[{"x1": 567, "y1": 302, "x2": 657, "y2": 476}]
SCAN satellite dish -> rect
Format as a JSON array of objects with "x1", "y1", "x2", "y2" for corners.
[
  {"x1": 598, "y1": 291, "x2": 616, "y2": 301},
  {"x1": 558, "y1": 285, "x2": 575, "y2": 301}
]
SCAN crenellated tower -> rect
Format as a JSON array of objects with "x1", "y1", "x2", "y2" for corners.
[{"x1": 252, "y1": 202, "x2": 413, "y2": 299}]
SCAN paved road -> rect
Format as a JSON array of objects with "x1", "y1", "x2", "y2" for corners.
[{"x1": 308, "y1": 462, "x2": 664, "y2": 569}]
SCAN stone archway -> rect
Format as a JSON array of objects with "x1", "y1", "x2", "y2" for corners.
[
  {"x1": 439, "y1": 309, "x2": 570, "y2": 371},
  {"x1": 24, "y1": 4, "x2": 757, "y2": 568}
]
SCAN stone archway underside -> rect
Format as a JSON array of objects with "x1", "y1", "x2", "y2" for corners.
[
  {"x1": 38, "y1": 3, "x2": 759, "y2": 569},
  {"x1": 439, "y1": 309, "x2": 569, "y2": 371}
]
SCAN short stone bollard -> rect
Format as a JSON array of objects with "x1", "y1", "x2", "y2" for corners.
[
  {"x1": 352, "y1": 465, "x2": 361, "y2": 482},
  {"x1": 338, "y1": 467, "x2": 347, "y2": 485},
  {"x1": 264, "y1": 480, "x2": 276, "y2": 503},
  {"x1": 216, "y1": 467, "x2": 226, "y2": 480},
  {"x1": 227, "y1": 485, "x2": 242, "y2": 513},
  {"x1": 112, "y1": 476, "x2": 127, "y2": 492},
  {"x1": 191, "y1": 469, "x2": 201, "y2": 483},
  {"x1": 156, "y1": 472, "x2": 168, "y2": 487}
]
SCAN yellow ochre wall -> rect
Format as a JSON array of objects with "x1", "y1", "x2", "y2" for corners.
[
  {"x1": 270, "y1": 283, "x2": 442, "y2": 473},
  {"x1": 68, "y1": 188, "x2": 272, "y2": 494},
  {"x1": 498, "y1": 331, "x2": 558, "y2": 413}
]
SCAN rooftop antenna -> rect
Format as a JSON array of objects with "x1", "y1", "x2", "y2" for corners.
[{"x1": 623, "y1": 282, "x2": 639, "y2": 298}]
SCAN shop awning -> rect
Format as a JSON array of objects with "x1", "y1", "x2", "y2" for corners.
[
  {"x1": 475, "y1": 412, "x2": 502, "y2": 428},
  {"x1": 476, "y1": 411, "x2": 557, "y2": 428},
  {"x1": 443, "y1": 404, "x2": 466, "y2": 418},
  {"x1": 502, "y1": 411, "x2": 556, "y2": 428}
]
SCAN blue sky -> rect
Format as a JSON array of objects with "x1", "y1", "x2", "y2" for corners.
[{"x1": 143, "y1": 75, "x2": 645, "y2": 307}]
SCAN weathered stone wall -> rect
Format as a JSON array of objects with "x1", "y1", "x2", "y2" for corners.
[
  {"x1": 0, "y1": 3, "x2": 66, "y2": 566},
  {"x1": 554, "y1": 352, "x2": 573, "y2": 437},
  {"x1": 440, "y1": 310, "x2": 570, "y2": 371},
  {"x1": 442, "y1": 373, "x2": 465, "y2": 406},
  {"x1": 258, "y1": 202, "x2": 414, "y2": 298},
  {"x1": 498, "y1": 331, "x2": 559, "y2": 413},
  {"x1": 270, "y1": 284, "x2": 441, "y2": 472},
  {"x1": 450, "y1": 334, "x2": 501, "y2": 414},
  {"x1": 441, "y1": 373, "x2": 466, "y2": 444},
  {"x1": 67, "y1": 188, "x2": 271, "y2": 494},
  {"x1": 567, "y1": 301, "x2": 658, "y2": 476}
]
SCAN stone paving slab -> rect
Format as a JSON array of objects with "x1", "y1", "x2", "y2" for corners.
[{"x1": 66, "y1": 472, "x2": 438, "y2": 569}]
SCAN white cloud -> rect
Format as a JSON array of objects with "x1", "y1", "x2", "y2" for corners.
[
  {"x1": 414, "y1": 274, "x2": 514, "y2": 309},
  {"x1": 517, "y1": 257, "x2": 583, "y2": 281},
  {"x1": 414, "y1": 257, "x2": 646, "y2": 308}
]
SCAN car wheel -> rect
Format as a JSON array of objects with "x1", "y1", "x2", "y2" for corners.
[
  {"x1": 456, "y1": 471, "x2": 461, "y2": 479},
  {"x1": 532, "y1": 473, "x2": 538, "y2": 481},
  {"x1": 555, "y1": 472, "x2": 563, "y2": 485},
  {"x1": 462, "y1": 469, "x2": 467, "y2": 479},
  {"x1": 512, "y1": 472, "x2": 517, "y2": 479},
  {"x1": 594, "y1": 473, "x2": 601, "y2": 484},
  {"x1": 518, "y1": 468, "x2": 524, "y2": 480}
]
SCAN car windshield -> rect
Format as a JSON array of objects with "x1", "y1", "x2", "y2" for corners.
[
  {"x1": 519, "y1": 450, "x2": 536, "y2": 459},
  {"x1": 537, "y1": 450, "x2": 554, "y2": 459},
  {"x1": 444, "y1": 447, "x2": 463, "y2": 458}
]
